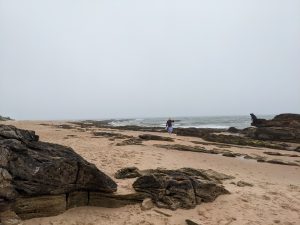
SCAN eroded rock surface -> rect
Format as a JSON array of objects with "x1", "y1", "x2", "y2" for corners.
[
  {"x1": 131, "y1": 168, "x2": 231, "y2": 210},
  {"x1": 248, "y1": 114, "x2": 300, "y2": 143},
  {"x1": 0, "y1": 124, "x2": 117, "y2": 220}
]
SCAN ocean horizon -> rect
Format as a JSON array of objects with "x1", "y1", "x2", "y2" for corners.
[{"x1": 107, "y1": 115, "x2": 275, "y2": 129}]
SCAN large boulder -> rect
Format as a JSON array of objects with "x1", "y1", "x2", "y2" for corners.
[
  {"x1": 0, "y1": 124, "x2": 117, "y2": 216},
  {"x1": 248, "y1": 114, "x2": 300, "y2": 143},
  {"x1": 132, "y1": 168, "x2": 230, "y2": 210},
  {"x1": 251, "y1": 113, "x2": 300, "y2": 128}
]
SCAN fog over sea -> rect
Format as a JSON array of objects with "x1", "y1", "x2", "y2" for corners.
[{"x1": 108, "y1": 115, "x2": 274, "y2": 129}]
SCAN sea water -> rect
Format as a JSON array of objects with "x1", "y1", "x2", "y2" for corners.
[{"x1": 109, "y1": 115, "x2": 274, "y2": 129}]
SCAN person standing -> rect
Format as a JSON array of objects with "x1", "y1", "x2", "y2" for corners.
[{"x1": 166, "y1": 118, "x2": 175, "y2": 134}]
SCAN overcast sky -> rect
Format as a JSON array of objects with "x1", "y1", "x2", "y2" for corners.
[{"x1": 1, "y1": 0, "x2": 300, "y2": 120}]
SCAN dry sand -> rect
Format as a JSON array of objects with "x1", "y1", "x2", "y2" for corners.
[{"x1": 2, "y1": 121, "x2": 300, "y2": 225}]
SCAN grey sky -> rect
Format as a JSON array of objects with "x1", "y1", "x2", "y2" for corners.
[{"x1": 1, "y1": 0, "x2": 300, "y2": 120}]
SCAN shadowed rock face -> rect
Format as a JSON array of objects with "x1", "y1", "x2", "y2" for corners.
[
  {"x1": 132, "y1": 168, "x2": 230, "y2": 210},
  {"x1": 0, "y1": 125, "x2": 117, "y2": 209},
  {"x1": 247, "y1": 114, "x2": 300, "y2": 143}
]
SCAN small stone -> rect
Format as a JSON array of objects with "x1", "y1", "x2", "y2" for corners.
[
  {"x1": 141, "y1": 198, "x2": 154, "y2": 211},
  {"x1": 186, "y1": 219, "x2": 201, "y2": 225},
  {"x1": 222, "y1": 152, "x2": 236, "y2": 157}
]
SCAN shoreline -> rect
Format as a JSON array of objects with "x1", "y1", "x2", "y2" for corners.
[{"x1": 1, "y1": 120, "x2": 300, "y2": 225}]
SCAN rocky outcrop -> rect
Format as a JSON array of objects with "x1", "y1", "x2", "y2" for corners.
[
  {"x1": 251, "y1": 113, "x2": 300, "y2": 128},
  {"x1": 248, "y1": 114, "x2": 300, "y2": 143},
  {"x1": 130, "y1": 168, "x2": 231, "y2": 210},
  {"x1": 0, "y1": 124, "x2": 117, "y2": 220},
  {"x1": 244, "y1": 126, "x2": 300, "y2": 143}
]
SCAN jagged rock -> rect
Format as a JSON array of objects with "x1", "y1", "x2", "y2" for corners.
[
  {"x1": 115, "y1": 167, "x2": 142, "y2": 179},
  {"x1": 138, "y1": 134, "x2": 174, "y2": 142},
  {"x1": 141, "y1": 198, "x2": 154, "y2": 211},
  {"x1": 251, "y1": 113, "x2": 300, "y2": 128},
  {"x1": 222, "y1": 152, "x2": 237, "y2": 157},
  {"x1": 0, "y1": 124, "x2": 117, "y2": 219},
  {"x1": 0, "y1": 125, "x2": 38, "y2": 142},
  {"x1": 248, "y1": 114, "x2": 300, "y2": 143},
  {"x1": 132, "y1": 168, "x2": 230, "y2": 210}
]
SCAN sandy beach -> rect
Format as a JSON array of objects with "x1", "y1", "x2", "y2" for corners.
[{"x1": 1, "y1": 120, "x2": 299, "y2": 225}]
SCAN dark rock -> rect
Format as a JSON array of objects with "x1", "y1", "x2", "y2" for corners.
[
  {"x1": 248, "y1": 114, "x2": 300, "y2": 143},
  {"x1": 13, "y1": 195, "x2": 66, "y2": 220},
  {"x1": 186, "y1": 219, "x2": 201, "y2": 225},
  {"x1": 132, "y1": 168, "x2": 230, "y2": 210},
  {"x1": 176, "y1": 128, "x2": 225, "y2": 138},
  {"x1": 0, "y1": 124, "x2": 117, "y2": 218},
  {"x1": 115, "y1": 167, "x2": 142, "y2": 179},
  {"x1": 251, "y1": 113, "x2": 300, "y2": 128},
  {"x1": 89, "y1": 192, "x2": 149, "y2": 208},
  {"x1": 222, "y1": 152, "x2": 237, "y2": 157},
  {"x1": 228, "y1": 127, "x2": 240, "y2": 133},
  {"x1": 0, "y1": 125, "x2": 39, "y2": 142},
  {"x1": 250, "y1": 127, "x2": 300, "y2": 143},
  {"x1": 1, "y1": 139, "x2": 117, "y2": 196},
  {"x1": 67, "y1": 192, "x2": 88, "y2": 209},
  {"x1": 138, "y1": 134, "x2": 174, "y2": 142}
]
